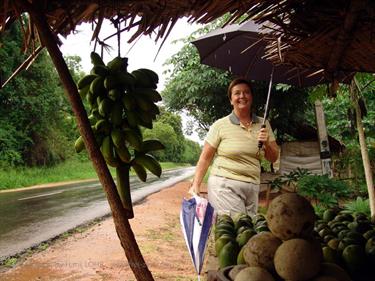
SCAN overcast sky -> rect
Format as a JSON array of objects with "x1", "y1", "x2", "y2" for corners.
[
  {"x1": 60, "y1": 18, "x2": 201, "y2": 91},
  {"x1": 59, "y1": 18, "x2": 203, "y2": 144}
]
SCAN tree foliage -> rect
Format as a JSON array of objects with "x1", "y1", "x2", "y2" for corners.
[
  {"x1": 0, "y1": 22, "x2": 75, "y2": 167},
  {"x1": 143, "y1": 107, "x2": 201, "y2": 163}
]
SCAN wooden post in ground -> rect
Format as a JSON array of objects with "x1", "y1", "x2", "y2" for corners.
[
  {"x1": 314, "y1": 100, "x2": 333, "y2": 177},
  {"x1": 350, "y1": 79, "x2": 375, "y2": 219},
  {"x1": 16, "y1": 1, "x2": 154, "y2": 280}
]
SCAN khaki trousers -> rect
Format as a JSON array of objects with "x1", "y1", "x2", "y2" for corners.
[{"x1": 207, "y1": 175, "x2": 259, "y2": 217}]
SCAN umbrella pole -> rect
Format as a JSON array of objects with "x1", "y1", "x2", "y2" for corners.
[{"x1": 258, "y1": 67, "x2": 275, "y2": 149}]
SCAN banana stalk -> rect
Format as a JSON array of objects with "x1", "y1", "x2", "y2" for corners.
[{"x1": 116, "y1": 164, "x2": 134, "y2": 219}]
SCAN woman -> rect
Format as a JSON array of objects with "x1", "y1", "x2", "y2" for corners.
[{"x1": 189, "y1": 78, "x2": 279, "y2": 217}]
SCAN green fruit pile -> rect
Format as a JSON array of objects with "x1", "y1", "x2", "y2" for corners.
[
  {"x1": 74, "y1": 52, "x2": 165, "y2": 214},
  {"x1": 214, "y1": 213, "x2": 268, "y2": 269},
  {"x1": 214, "y1": 193, "x2": 355, "y2": 281},
  {"x1": 314, "y1": 208, "x2": 375, "y2": 280}
]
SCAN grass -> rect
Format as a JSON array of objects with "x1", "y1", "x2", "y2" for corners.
[{"x1": 0, "y1": 157, "x2": 191, "y2": 191}]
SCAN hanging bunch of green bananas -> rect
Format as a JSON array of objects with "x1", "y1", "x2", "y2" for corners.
[{"x1": 74, "y1": 52, "x2": 165, "y2": 217}]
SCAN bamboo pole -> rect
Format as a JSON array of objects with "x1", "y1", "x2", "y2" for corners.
[
  {"x1": 350, "y1": 78, "x2": 375, "y2": 220},
  {"x1": 16, "y1": 1, "x2": 154, "y2": 280}
]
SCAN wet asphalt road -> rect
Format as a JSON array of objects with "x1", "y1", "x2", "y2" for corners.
[{"x1": 0, "y1": 167, "x2": 195, "y2": 261}]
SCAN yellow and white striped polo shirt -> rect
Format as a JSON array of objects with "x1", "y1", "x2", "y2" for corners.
[{"x1": 205, "y1": 111, "x2": 275, "y2": 184}]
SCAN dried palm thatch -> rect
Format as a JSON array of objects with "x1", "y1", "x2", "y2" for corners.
[
  {"x1": 244, "y1": 0, "x2": 375, "y2": 74},
  {"x1": 0, "y1": 0, "x2": 255, "y2": 52},
  {"x1": 2, "y1": 0, "x2": 374, "y2": 76}
]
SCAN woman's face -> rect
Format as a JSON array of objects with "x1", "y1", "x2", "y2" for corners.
[{"x1": 230, "y1": 83, "x2": 252, "y2": 111}]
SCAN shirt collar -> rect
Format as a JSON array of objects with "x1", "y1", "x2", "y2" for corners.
[{"x1": 229, "y1": 111, "x2": 260, "y2": 125}]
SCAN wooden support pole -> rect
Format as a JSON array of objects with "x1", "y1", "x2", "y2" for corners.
[
  {"x1": 314, "y1": 100, "x2": 333, "y2": 177},
  {"x1": 350, "y1": 79, "x2": 375, "y2": 219},
  {"x1": 16, "y1": 1, "x2": 154, "y2": 280}
]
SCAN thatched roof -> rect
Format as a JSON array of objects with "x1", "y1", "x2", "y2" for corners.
[
  {"x1": 1, "y1": 1, "x2": 374, "y2": 76},
  {"x1": 245, "y1": 0, "x2": 375, "y2": 74},
  {"x1": 0, "y1": 0, "x2": 254, "y2": 51}
]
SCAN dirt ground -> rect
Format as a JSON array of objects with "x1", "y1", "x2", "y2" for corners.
[
  {"x1": 1, "y1": 181, "x2": 270, "y2": 281},
  {"x1": 1, "y1": 181, "x2": 199, "y2": 281}
]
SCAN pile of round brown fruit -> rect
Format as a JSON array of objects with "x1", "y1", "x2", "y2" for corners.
[
  {"x1": 213, "y1": 193, "x2": 373, "y2": 281},
  {"x1": 314, "y1": 207, "x2": 375, "y2": 281}
]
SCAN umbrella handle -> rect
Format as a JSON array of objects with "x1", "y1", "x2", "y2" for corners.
[{"x1": 258, "y1": 124, "x2": 267, "y2": 149}]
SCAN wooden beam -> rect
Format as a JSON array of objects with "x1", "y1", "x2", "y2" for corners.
[
  {"x1": 327, "y1": 0, "x2": 367, "y2": 73},
  {"x1": 15, "y1": 0, "x2": 154, "y2": 280},
  {"x1": 1, "y1": 46, "x2": 43, "y2": 89}
]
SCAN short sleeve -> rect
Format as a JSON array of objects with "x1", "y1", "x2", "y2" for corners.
[
  {"x1": 266, "y1": 120, "x2": 276, "y2": 142},
  {"x1": 205, "y1": 120, "x2": 221, "y2": 148}
]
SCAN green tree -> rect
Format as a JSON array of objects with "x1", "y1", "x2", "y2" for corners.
[
  {"x1": 0, "y1": 22, "x2": 76, "y2": 166},
  {"x1": 143, "y1": 122, "x2": 178, "y2": 162},
  {"x1": 181, "y1": 139, "x2": 201, "y2": 165},
  {"x1": 156, "y1": 107, "x2": 185, "y2": 162}
]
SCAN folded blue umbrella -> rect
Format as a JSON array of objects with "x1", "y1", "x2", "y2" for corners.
[{"x1": 180, "y1": 195, "x2": 215, "y2": 280}]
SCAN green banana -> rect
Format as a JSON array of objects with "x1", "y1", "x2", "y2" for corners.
[
  {"x1": 123, "y1": 128, "x2": 142, "y2": 151},
  {"x1": 111, "y1": 128, "x2": 124, "y2": 148},
  {"x1": 136, "y1": 110, "x2": 153, "y2": 129},
  {"x1": 141, "y1": 140, "x2": 165, "y2": 153},
  {"x1": 95, "y1": 133, "x2": 105, "y2": 147},
  {"x1": 148, "y1": 102, "x2": 160, "y2": 119},
  {"x1": 126, "y1": 110, "x2": 141, "y2": 127},
  {"x1": 134, "y1": 154, "x2": 162, "y2": 177},
  {"x1": 91, "y1": 108, "x2": 102, "y2": 120},
  {"x1": 88, "y1": 114, "x2": 97, "y2": 125},
  {"x1": 98, "y1": 98, "x2": 113, "y2": 117},
  {"x1": 78, "y1": 84, "x2": 90, "y2": 100},
  {"x1": 86, "y1": 90, "x2": 96, "y2": 106},
  {"x1": 108, "y1": 88, "x2": 122, "y2": 101},
  {"x1": 104, "y1": 75, "x2": 121, "y2": 90},
  {"x1": 77, "y1": 74, "x2": 97, "y2": 89},
  {"x1": 74, "y1": 136, "x2": 85, "y2": 153},
  {"x1": 137, "y1": 68, "x2": 159, "y2": 85},
  {"x1": 133, "y1": 88, "x2": 162, "y2": 102},
  {"x1": 107, "y1": 57, "x2": 128, "y2": 72},
  {"x1": 91, "y1": 65, "x2": 109, "y2": 77},
  {"x1": 116, "y1": 72, "x2": 136, "y2": 89},
  {"x1": 110, "y1": 102, "x2": 123, "y2": 126},
  {"x1": 115, "y1": 145, "x2": 131, "y2": 163},
  {"x1": 122, "y1": 94, "x2": 137, "y2": 110},
  {"x1": 96, "y1": 95, "x2": 104, "y2": 107},
  {"x1": 134, "y1": 94, "x2": 154, "y2": 111},
  {"x1": 116, "y1": 165, "x2": 134, "y2": 218},
  {"x1": 95, "y1": 119, "x2": 111, "y2": 135},
  {"x1": 90, "y1": 76, "x2": 106, "y2": 97},
  {"x1": 132, "y1": 69, "x2": 155, "y2": 88},
  {"x1": 100, "y1": 136, "x2": 119, "y2": 167},
  {"x1": 90, "y1": 52, "x2": 105, "y2": 66},
  {"x1": 131, "y1": 162, "x2": 147, "y2": 182}
]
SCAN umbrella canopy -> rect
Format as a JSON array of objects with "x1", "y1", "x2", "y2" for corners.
[
  {"x1": 180, "y1": 194, "x2": 215, "y2": 279},
  {"x1": 192, "y1": 20, "x2": 352, "y2": 87}
]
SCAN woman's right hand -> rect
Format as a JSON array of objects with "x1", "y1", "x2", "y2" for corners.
[{"x1": 188, "y1": 183, "x2": 200, "y2": 196}]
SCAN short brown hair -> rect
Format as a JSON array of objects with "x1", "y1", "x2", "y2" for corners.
[{"x1": 227, "y1": 78, "x2": 253, "y2": 100}]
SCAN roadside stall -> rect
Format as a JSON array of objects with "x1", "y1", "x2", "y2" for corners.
[{"x1": 1, "y1": 1, "x2": 374, "y2": 281}]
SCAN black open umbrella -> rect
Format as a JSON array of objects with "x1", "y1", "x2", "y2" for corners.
[{"x1": 191, "y1": 20, "x2": 352, "y2": 88}]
